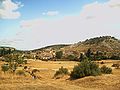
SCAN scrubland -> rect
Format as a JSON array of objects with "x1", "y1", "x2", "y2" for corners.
[{"x1": 0, "y1": 60, "x2": 120, "y2": 90}]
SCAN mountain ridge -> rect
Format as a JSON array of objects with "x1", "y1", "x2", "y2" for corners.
[
  {"x1": 61, "y1": 36, "x2": 120, "y2": 57},
  {"x1": 0, "y1": 36, "x2": 120, "y2": 55}
]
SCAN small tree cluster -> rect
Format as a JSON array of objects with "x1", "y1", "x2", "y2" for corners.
[
  {"x1": 4, "y1": 54, "x2": 27, "y2": 64},
  {"x1": 1, "y1": 54, "x2": 27, "y2": 74},
  {"x1": 110, "y1": 55, "x2": 120, "y2": 60},
  {"x1": 70, "y1": 59, "x2": 112, "y2": 79},
  {"x1": 0, "y1": 47, "x2": 15, "y2": 56},
  {"x1": 79, "y1": 49, "x2": 110, "y2": 61}
]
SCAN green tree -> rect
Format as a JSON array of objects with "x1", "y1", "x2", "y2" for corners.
[
  {"x1": 55, "y1": 51, "x2": 63, "y2": 59},
  {"x1": 85, "y1": 48, "x2": 92, "y2": 58},
  {"x1": 79, "y1": 53, "x2": 87, "y2": 62},
  {"x1": 70, "y1": 59, "x2": 101, "y2": 79},
  {"x1": 4, "y1": 54, "x2": 26, "y2": 73},
  {"x1": 8, "y1": 48, "x2": 11, "y2": 54},
  {"x1": 16, "y1": 56, "x2": 24, "y2": 64},
  {"x1": 8, "y1": 62, "x2": 18, "y2": 73},
  {"x1": 1, "y1": 47, "x2": 5, "y2": 56}
]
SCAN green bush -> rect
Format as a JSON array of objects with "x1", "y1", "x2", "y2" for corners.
[
  {"x1": 55, "y1": 51, "x2": 63, "y2": 59},
  {"x1": 54, "y1": 66, "x2": 69, "y2": 77},
  {"x1": 100, "y1": 65, "x2": 112, "y2": 74},
  {"x1": 67, "y1": 54, "x2": 77, "y2": 61},
  {"x1": 79, "y1": 53, "x2": 86, "y2": 62},
  {"x1": 9, "y1": 63, "x2": 18, "y2": 73},
  {"x1": 1, "y1": 64, "x2": 9, "y2": 73},
  {"x1": 70, "y1": 59, "x2": 101, "y2": 79}
]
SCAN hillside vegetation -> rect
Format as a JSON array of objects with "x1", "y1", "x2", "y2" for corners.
[
  {"x1": 32, "y1": 44, "x2": 70, "y2": 52},
  {"x1": 0, "y1": 36, "x2": 120, "y2": 60},
  {"x1": 62, "y1": 36, "x2": 120, "y2": 60},
  {"x1": 64, "y1": 36, "x2": 120, "y2": 52}
]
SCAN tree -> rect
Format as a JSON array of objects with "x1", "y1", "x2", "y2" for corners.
[
  {"x1": 55, "y1": 51, "x2": 63, "y2": 59},
  {"x1": 110, "y1": 55, "x2": 120, "y2": 60},
  {"x1": 0, "y1": 47, "x2": 13, "y2": 56},
  {"x1": 4, "y1": 54, "x2": 26, "y2": 73},
  {"x1": 8, "y1": 48, "x2": 11, "y2": 54},
  {"x1": 94, "y1": 51, "x2": 108, "y2": 60},
  {"x1": 1, "y1": 64, "x2": 9, "y2": 73},
  {"x1": 9, "y1": 62, "x2": 18, "y2": 74},
  {"x1": 4, "y1": 54, "x2": 13, "y2": 62},
  {"x1": 1, "y1": 47, "x2": 5, "y2": 56},
  {"x1": 79, "y1": 53, "x2": 86, "y2": 62},
  {"x1": 70, "y1": 59, "x2": 101, "y2": 79},
  {"x1": 16, "y1": 56, "x2": 24, "y2": 64},
  {"x1": 85, "y1": 48, "x2": 92, "y2": 58}
]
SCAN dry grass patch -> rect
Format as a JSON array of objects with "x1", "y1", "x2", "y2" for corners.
[
  {"x1": 69, "y1": 74, "x2": 120, "y2": 90},
  {"x1": 0, "y1": 60, "x2": 120, "y2": 90}
]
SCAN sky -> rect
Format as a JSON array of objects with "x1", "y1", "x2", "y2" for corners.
[{"x1": 0, "y1": 0, "x2": 120, "y2": 50}]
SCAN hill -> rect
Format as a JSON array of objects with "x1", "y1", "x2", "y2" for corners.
[
  {"x1": 1, "y1": 36, "x2": 120, "y2": 60},
  {"x1": 31, "y1": 44, "x2": 70, "y2": 52},
  {"x1": 63, "y1": 36, "x2": 120, "y2": 52},
  {"x1": 61, "y1": 36, "x2": 120, "y2": 59}
]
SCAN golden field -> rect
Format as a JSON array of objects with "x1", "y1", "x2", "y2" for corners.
[{"x1": 0, "y1": 60, "x2": 120, "y2": 90}]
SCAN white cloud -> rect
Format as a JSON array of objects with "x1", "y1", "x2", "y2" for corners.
[
  {"x1": 15, "y1": 0, "x2": 120, "y2": 50},
  {"x1": 0, "y1": 0, "x2": 23, "y2": 19},
  {"x1": 42, "y1": 11, "x2": 59, "y2": 16}
]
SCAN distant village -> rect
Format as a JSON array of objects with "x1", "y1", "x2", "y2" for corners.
[{"x1": 25, "y1": 47, "x2": 80, "y2": 60}]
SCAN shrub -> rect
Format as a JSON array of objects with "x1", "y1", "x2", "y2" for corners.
[
  {"x1": 70, "y1": 59, "x2": 101, "y2": 79},
  {"x1": 16, "y1": 56, "x2": 24, "y2": 64},
  {"x1": 100, "y1": 61, "x2": 104, "y2": 64},
  {"x1": 54, "y1": 66, "x2": 69, "y2": 77},
  {"x1": 9, "y1": 63, "x2": 18, "y2": 73},
  {"x1": 67, "y1": 54, "x2": 77, "y2": 61},
  {"x1": 55, "y1": 51, "x2": 63, "y2": 59},
  {"x1": 1, "y1": 64, "x2": 9, "y2": 73},
  {"x1": 110, "y1": 55, "x2": 120, "y2": 60},
  {"x1": 100, "y1": 65, "x2": 112, "y2": 74},
  {"x1": 111, "y1": 64, "x2": 120, "y2": 69},
  {"x1": 79, "y1": 53, "x2": 87, "y2": 62}
]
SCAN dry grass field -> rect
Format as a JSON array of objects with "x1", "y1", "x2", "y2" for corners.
[{"x1": 0, "y1": 60, "x2": 120, "y2": 90}]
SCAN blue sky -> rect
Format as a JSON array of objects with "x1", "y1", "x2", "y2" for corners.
[
  {"x1": 1, "y1": 0, "x2": 93, "y2": 37},
  {"x1": 0, "y1": 0, "x2": 120, "y2": 50}
]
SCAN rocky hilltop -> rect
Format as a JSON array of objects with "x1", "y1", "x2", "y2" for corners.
[{"x1": 65, "y1": 36, "x2": 120, "y2": 53}]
